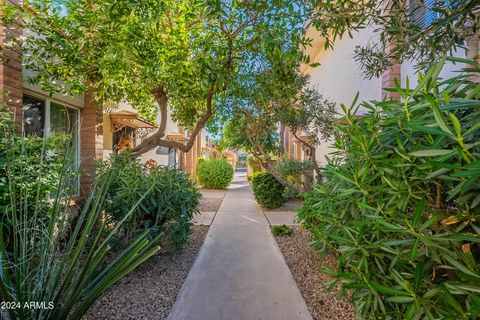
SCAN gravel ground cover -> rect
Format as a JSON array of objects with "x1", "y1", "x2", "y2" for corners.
[
  {"x1": 83, "y1": 225, "x2": 209, "y2": 320},
  {"x1": 198, "y1": 189, "x2": 226, "y2": 212},
  {"x1": 274, "y1": 226, "x2": 355, "y2": 320}
]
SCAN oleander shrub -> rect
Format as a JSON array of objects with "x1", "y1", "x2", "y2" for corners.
[
  {"x1": 196, "y1": 158, "x2": 233, "y2": 189},
  {"x1": 298, "y1": 58, "x2": 480, "y2": 319},
  {"x1": 0, "y1": 109, "x2": 68, "y2": 214},
  {"x1": 100, "y1": 152, "x2": 200, "y2": 249},
  {"x1": 0, "y1": 109, "x2": 70, "y2": 254},
  {"x1": 277, "y1": 158, "x2": 314, "y2": 198},
  {"x1": 0, "y1": 110, "x2": 159, "y2": 320},
  {"x1": 252, "y1": 171, "x2": 286, "y2": 209}
]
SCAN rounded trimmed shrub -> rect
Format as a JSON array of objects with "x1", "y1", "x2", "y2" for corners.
[
  {"x1": 197, "y1": 158, "x2": 233, "y2": 189},
  {"x1": 101, "y1": 152, "x2": 200, "y2": 249},
  {"x1": 251, "y1": 171, "x2": 285, "y2": 209}
]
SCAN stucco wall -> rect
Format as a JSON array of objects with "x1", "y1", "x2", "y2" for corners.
[
  {"x1": 305, "y1": 27, "x2": 383, "y2": 107},
  {"x1": 304, "y1": 27, "x2": 382, "y2": 166},
  {"x1": 401, "y1": 48, "x2": 467, "y2": 88}
]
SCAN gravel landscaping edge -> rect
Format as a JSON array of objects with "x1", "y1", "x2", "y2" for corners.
[
  {"x1": 274, "y1": 226, "x2": 356, "y2": 320},
  {"x1": 83, "y1": 225, "x2": 209, "y2": 320}
]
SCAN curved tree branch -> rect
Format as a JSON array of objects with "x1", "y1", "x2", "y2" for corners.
[{"x1": 132, "y1": 87, "x2": 215, "y2": 155}]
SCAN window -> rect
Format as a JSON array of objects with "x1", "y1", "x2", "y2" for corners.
[
  {"x1": 23, "y1": 96, "x2": 45, "y2": 137},
  {"x1": 409, "y1": 0, "x2": 457, "y2": 28},
  {"x1": 22, "y1": 95, "x2": 80, "y2": 194}
]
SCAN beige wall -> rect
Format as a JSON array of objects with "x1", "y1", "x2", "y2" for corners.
[
  {"x1": 401, "y1": 48, "x2": 467, "y2": 88},
  {"x1": 303, "y1": 26, "x2": 382, "y2": 107},
  {"x1": 303, "y1": 26, "x2": 382, "y2": 166}
]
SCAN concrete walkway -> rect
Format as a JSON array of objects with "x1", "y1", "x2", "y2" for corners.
[{"x1": 168, "y1": 172, "x2": 312, "y2": 320}]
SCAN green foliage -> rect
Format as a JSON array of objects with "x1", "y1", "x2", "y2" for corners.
[
  {"x1": 309, "y1": 0, "x2": 479, "y2": 77},
  {"x1": 100, "y1": 152, "x2": 200, "y2": 249},
  {"x1": 3, "y1": 0, "x2": 312, "y2": 154},
  {"x1": 220, "y1": 113, "x2": 278, "y2": 155},
  {"x1": 0, "y1": 109, "x2": 72, "y2": 255},
  {"x1": 0, "y1": 111, "x2": 159, "y2": 320},
  {"x1": 247, "y1": 157, "x2": 263, "y2": 176},
  {"x1": 298, "y1": 58, "x2": 480, "y2": 319},
  {"x1": 215, "y1": 64, "x2": 334, "y2": 191},
  {"x1": 277, "y1": 158, "x2": 314, "y2": 195},
  {"x1": 272, "y1": 224, "x2": 293, "y2": 237},
  {"x1": 252, "y1": 172, "x2": 286, "y2": 209},
  {"x1": 0, "y1": 110, "x2": 69, "y2": 211},
  {"x1": 197, "y1": 158, "x2": 233, "y2": 189}
]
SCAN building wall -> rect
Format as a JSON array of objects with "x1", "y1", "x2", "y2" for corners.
[
  {"x1": 303, "y1": 26, "x2": 383, "y2": 107},
  {"x1": 302, "y1": 26, "x2": 383, "y2": 166},
  {"x1": 401, "y1": 48, "x2": 468, "y2": 88},
  {"x1": 80, "y1": 91, "x2": 103, "y2": 196}
]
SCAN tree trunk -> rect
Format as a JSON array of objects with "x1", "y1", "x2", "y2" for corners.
[
  {"x1": 132, "y1": 87, "x2": 215, "y2": 155},
  {"x1": 466, "y1": 33, "x2": 480, "y2": 83}
]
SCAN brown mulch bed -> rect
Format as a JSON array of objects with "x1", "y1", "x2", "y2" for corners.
[
  {"x1": 274, "y1": 226, "x2": 355, "y2": 320},
  {"x1": 83, "y1": 225, "x2": 209, "y2": 320},
  {"x1": 198, "y1": 189, "x2": 226, "y2": 212}
]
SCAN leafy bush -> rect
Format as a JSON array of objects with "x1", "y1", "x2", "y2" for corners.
[
  {"x1": 0, "y1": 109, "x2": 68, "y2": 213},
  {"x1": 277, "y1": 158, "x2": 314, "y2": 197},
  {"x1": 101, "y1": 152, "x2": 200, "y2": 249},
  {"x1": 0, "y1": 110, "x2": 159, "y2": 320},
  {"x1": 0, "y1": 109, "x2": 71, "y2": 254},
  {"x1": 272, "y1": 224, "x2": 293, "y2": 236},
  {"x1": 247, "y1": 156, "x2": 263, "y2": 177},
  {"x1": 298, "y1": 58, "x2": 480, "y2": 319},
  {"x1": 252, "y1": 171, "x2": 286, "y2": 209},
  {"x1": 197, "y1": 158, "x2": 233, "y2": 189}
]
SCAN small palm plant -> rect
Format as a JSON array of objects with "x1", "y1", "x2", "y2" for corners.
[{"x1": 0, "y1": 109, "x2": 160, "y2": 320}]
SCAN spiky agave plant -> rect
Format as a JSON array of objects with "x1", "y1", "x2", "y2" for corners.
[{"x1": 0, "y1": 109, "x2": 160, "y2": 320}]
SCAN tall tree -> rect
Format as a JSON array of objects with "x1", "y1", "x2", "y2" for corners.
[
  {"x1": 216, "y1": 48, "x2": 336, "y2": 192},
  {"x1": 1, "y1": 0, "x2": 309, "y2": 154}
]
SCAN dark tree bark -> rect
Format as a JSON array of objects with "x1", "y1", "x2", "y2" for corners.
[{"x1": 132, "y1": 87, "x2": 215, "y2": 155}]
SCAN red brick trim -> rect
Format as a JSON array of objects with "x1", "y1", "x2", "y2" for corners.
[
  {"x1": 79, "y1": 91, "x2": 104, "y2": 196},
  {"x1": 382, "y1": 63, "x2": 401, "y2": 100},
  {"x1": 0, "y1": 19, "x2": 23, "y2": 126}
]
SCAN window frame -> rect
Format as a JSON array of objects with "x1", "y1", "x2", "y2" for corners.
[{"x1": 22, "y1": 92, "x2": 81, "y2": 195}]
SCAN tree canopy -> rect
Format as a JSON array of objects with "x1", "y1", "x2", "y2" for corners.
[
  {"x1": 308, "y1": 0, "x2": 480, "y2": 78},
  {"x1": 1, "y1": 0, "x2": 478, "y2": 158},
  {"x1": 1, "y1": 0, "x2": 311, "y2": 154}
]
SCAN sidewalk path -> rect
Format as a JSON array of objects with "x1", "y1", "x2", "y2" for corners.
[{"x1": 168, "y1": 172, "x2": 312, "y2": 320}]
